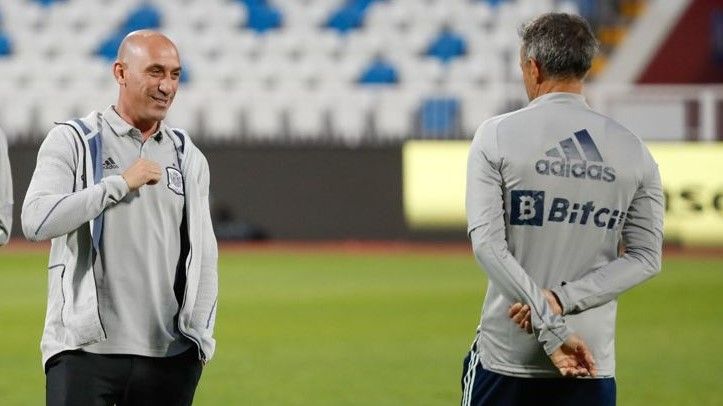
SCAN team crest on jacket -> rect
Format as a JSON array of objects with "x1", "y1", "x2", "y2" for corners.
[{"x1": 166, "y1": 167, "x2": 184, "y2": 195}]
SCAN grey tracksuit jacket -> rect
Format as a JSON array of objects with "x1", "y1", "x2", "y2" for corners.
[
  {"x1": 22, "y1": 111, "x2": 218, "y2": 368},
  {"x1": 466, "y1": 93, "x2": 664, "y2": 378}
]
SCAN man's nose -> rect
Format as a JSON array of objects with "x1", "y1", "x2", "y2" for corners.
[{"x1": 159, "y1": 76, "x2": 174, "y2": 94}]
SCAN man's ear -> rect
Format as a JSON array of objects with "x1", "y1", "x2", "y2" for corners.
[
  {"x1": 530, "y1": 58, "x2": 544, "y2": 84},
  {"x1": 113, "y1": 62, "x2": 126, "y2": 85}
]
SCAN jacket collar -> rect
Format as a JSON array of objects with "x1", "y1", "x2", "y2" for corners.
[
  {"x1": 102, "y1": 105, "x2": 165, "y2": 142},
  {"x1": 528, "y1": 92, "x2": 589, "y2": 108}
]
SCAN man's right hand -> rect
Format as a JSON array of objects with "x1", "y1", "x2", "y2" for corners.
[
  {"x1": 122, "y1": 159, "x2": 161, "y2": 191},
  {"x1": 549, "y1": 334, "x2": 597, "y2": 378}
]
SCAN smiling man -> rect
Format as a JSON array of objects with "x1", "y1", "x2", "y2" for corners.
[{"x1": 22, "y1": 31, "x2": 218, "y2": 406}]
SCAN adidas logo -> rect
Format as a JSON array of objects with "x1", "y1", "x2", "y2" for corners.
[
  {"x1": 534, "y1": 129, "x2": 616, "y2": 183},
  {"x1": 103, "y1": 157, "x2": 119, "y2": 170}
]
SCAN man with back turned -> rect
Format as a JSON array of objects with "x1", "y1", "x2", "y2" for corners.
[{"x1": 462, "y1": 13, "x2": 664, "y2": 406}]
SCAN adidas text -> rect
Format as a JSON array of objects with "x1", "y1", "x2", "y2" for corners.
[{"x1": 535, "y1": 159, "x2": 616, "y2": 183}]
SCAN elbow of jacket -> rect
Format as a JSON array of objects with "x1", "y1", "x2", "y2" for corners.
[
  {"x1": 22, "y1": 226, "x2": 41, "y2": 242},
  {"x1": 473, "y1": 240, "x2": 505, "y2": 256},
  {"x1": 644, "y1": 249, "x2": 662, "y2": 277},
  {"x1": 21, "y1": 211, "x2": 43, "y2": 242},
  {"x1": 630, "y1": 248, "x2": 662, "y2": 278},
  {"x1": 472, "y1": 239, "x2": 507, "y2": 267}
]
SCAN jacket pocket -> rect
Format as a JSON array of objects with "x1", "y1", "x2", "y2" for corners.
[{"x1": 48, "y1": 264, "x2": 66, "y2": 327}]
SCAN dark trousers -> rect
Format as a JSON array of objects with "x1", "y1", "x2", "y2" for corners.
[
  {"x1": 460, "y1": 352, "x2": 616, "y2": 406},
  {"x1": 46, "y1": 348, "x2": 203, "y2": 406}
]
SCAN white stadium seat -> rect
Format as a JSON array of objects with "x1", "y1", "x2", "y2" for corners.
[{"x1": 0, "y1": 0, "x2": 581, "y2": 142}]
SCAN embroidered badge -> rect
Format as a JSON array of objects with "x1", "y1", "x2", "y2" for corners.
[{"x1": 166, "y1": 167, "x2": 184, "y2": 196}]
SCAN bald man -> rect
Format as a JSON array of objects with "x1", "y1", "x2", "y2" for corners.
[{"x1": 22, "y1": 30, "x2": 218, "y2": 405}]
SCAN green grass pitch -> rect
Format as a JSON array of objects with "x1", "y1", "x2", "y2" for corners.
[{"x1": 0, "y1": 249, "x2": 721, "y2": 405}]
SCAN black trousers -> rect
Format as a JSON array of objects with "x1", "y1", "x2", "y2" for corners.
[
  {"x1": 461, "y1": 351, "x2": 616, "y2": 406},
  {"x1": 45, "y1": 348, "x2": 203, "y2": 406}
]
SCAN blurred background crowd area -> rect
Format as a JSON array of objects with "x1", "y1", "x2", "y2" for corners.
[
  {"x1": 0, "y1": 0, "x2": 720, "y2": 145},
  {"x1": 2, "y1": 0, "x2": 722, "y2": 243}
]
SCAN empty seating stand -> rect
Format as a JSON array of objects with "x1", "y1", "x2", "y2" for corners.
[{"x1": 0, "y1": 0, "x2": 591, "y2": 144}]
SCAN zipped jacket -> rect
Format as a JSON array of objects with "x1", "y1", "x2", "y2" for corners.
[{"x1": 22, "y1": 111, "x2": 218, "y2": 368}]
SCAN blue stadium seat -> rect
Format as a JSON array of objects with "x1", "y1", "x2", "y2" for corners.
[
  {"x1": 32, "y1": 0, "x2": 67, "y2": 7},
  {"x1": 0, "y1": 0, "x2": 592, "y2": 141},
  {"x1": 358, "y1": 56, "x2": 399, "y2": 85},
  {"x1": 0, "y1": 33, "x2": 12, "y2": 57},
  {"x1": 180, "y1": 64, "x2": 190, "y2": 84},
  {"x1": 123, "y1": 3, "x2": 163, "y2": 33},
  {"x1": 95, "y1": 32, "x2": 125, "y2": 61},
  {"x1": 575, "y1": 0, "x2": 599, "y2": 22},
  {"x1": 245, "y1": 4, "x2": 283, "y2": 33},
  {"x1": 426, "y1": 27, "x2": 467, "y2": 64},
  {"x1": 325, "y1": 0, "x2": 383, "y2": 34},
  {"x1": 419, "y1": 97, "x2": 460, "y2": 138},
  {"x1": 325, "y1": 7, "x2": 364, "y2": 34},
  {"x1": 236, "y1": 0, "x2": 267, "y2": 6},
  {"x1": 95, "y1": 4, "x2": 163, "y2": 61},
  {"x1": 482, "y1": 0, "x2": 507, "y2": 7}
]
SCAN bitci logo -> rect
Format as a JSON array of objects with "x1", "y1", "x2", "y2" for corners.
[
  {"x1": 510, "y1": 190, "x2": 545, "y2": 226},
  {"x1": 510, "y1": 190, "x2": 626, "y2": 230}
]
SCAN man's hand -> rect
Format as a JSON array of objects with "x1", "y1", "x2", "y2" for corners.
[
  {"x1": 508, "y1": 289, "x2": 562, "y2": 333},
  {"x1": 122, "y1": 159, "x2": 161, "y2": 191},
  {"x1": 549, "y1": 334, "x2": 597, "y2": 377}
]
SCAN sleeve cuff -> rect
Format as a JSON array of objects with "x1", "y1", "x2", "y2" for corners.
[
  {"x1": 551, "y1": 286, "x2": 572, "y2": 316},
  {"x1": 538, "y1": 322, "x2": 572, "y2": 355},
  {"x1": 101, "y1": 175, "x2": 130, "y2": 203}
]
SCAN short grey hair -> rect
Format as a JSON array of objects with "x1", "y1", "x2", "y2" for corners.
[{"x1": 519, "y1": 13, "x2": 599, "y2": 80}]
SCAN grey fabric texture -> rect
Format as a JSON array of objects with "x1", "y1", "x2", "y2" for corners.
[
  {"x1": 466, "y1": 92, "x2": 664, "y2": 378},
  {"x1": 0, "y1": 127, "x2": 12, "y2": 245},
  {"x1": 22, "y1": 109, "x2": 218, "y2": 368}
]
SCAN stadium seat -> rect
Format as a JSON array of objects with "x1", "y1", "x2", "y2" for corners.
[
  {"x1": 357, "y1": 55, "x2": 399, "y2": 85},
  {"x1": 482, "y1": 0, "x2": 508, "y2": 8},
  {"x1": 165, "y1": 85, "x2": 205, "y2": 136},
  {"x1": 0, "y1": 33, "x2": 12, "y2": 57},
  {"x1": 418, "y1": 96, "x2": 461, "y2": 139},
  {"x1": 245, "y1": 3, "x2": 283, "y2": 34},
  {"x1": 458, "y1": 86, "x2": 506, "y2": 136},
  {"x1": 0, "y1": 92, "x2": 37, "y2": 142},
  {"x1": 425, "y1": 26, "x2": 468, "y2": 64},
  {"x1": 327, "y1": 86, "x2": 374, "y2": 143},
  {"x1": 96, "y1": 3, "x2": 163, "y2": 61},
  {"x1": 0, "y1": 0, "x2": 597, "y2": 142},
  {"x1": 32, "y1": 0, "x2": 66, "y2": 7},
  {"x1": 36, "y1": 90, "x2": 80, "y2": 136},
  {"x1": 95, "y1": 32, "x2": 126, "y2": 61},
  {"x1": 244, "y1": 91, "x2": 288, "y2": 141},
  {"x1": 287, "y1": 91, "x2": 330, "y2": 140},
  {"x1": 201, "y1": 92, "x2": 245, "y2": 141},
  {"x1": 122, "y1": 3, "x2": 163, "y2": 33},
  {"x1": 374, "y1": 88, "x2": 417, "y2": 140}
]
